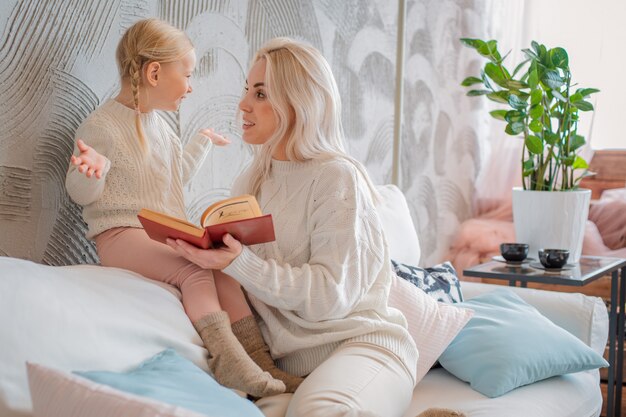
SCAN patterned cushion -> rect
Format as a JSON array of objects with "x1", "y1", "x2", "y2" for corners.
[{"x1": 392, "y1": 260, "x2": 463, "y2": 303}]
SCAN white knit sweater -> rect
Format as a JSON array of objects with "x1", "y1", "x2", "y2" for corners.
[
  {"x1": 224, "y1": 157, "x2": 418, "y2": 382},
  {"x1": 65, "y1": 99, "x2": 212, "y2": 239}
]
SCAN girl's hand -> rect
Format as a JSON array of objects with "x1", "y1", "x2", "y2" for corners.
[
  {"x1": 70, "y1": 139, "x2": 108, "y2": 179},
  {"x1": 199, "y1": 128, "x2": 231, "y2": 147},
  {"x1": 166, "y1": 233, "x2": 242, "y2": 270}
]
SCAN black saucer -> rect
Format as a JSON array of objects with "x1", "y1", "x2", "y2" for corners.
[
  {"x1": 529, "y1": 261, "x2": 576, "y2": 272},
  {"x1": 492, "y1": 255, "x2": 534, "y2": 265}
]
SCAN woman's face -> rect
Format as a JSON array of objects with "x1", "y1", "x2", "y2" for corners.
[{"x1": 238, "y1": 59, "x2": 279, "y2": 147}]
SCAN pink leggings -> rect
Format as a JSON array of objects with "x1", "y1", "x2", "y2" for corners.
[{"x1": 95, "y1": 227, "x2": 250, "y2": 323}]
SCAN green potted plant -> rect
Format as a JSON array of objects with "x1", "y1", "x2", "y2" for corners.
[{"x1": 460, "y1": 38, "x2": 600, "y2": 263}]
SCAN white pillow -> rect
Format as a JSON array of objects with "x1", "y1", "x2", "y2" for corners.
[
  {"x1": 27, "y1": 362, "x2": 206, "y2": 417},
  {"x1": 376, "y1": 184, "x2": 421, "y2": 265},
  {"x1": 0, "y1": 257, "x2": 206, "y2": 417},
  {"x1": 388, "y1": 274, "x2": 473, "y2": 383}
]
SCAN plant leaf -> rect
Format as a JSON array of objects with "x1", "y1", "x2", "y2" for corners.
[
  {"x1": 576, "y1": 88, "x2": 600, "y2": 97},
  {"x1": 525, "y1": 135, "x2": 544, "y2": 154},
  {"x1": 467, "y1": 89, "x2": 491, "y2": 96},
  {"x1": 489, "y1": 110, "x2": 508, "y2": 120},
  {"x1": 572, "y1": 156, "x2": 589, "y2": 170},
  {"x1": 569, "y1": 92, "x2": 583, "y2": 103},
  {"x1": 528, "y1": 68, "x2": 539, "y2": 90},
  {"x1": 549, "y1": 47, "x2": 569, "y2": 69},
  {"x1": 530, "y1": 89, "x2": 543, "y2": 106},
  {"x1": 561, "y1": 155, "x2": 575, "y2": 166},
  {"x1": 544, "y1": 131, "x2": 560, "y2": 145},
  {"x1": 487, "y1": 91, "x2": 510, "y2": 104},
  {"x1": 531, "y1": 41, "x2": 541, "y2": 54},
  {"x1": 570, "y1": 134, "x2": 586, "y2": 151},
  {"x1": 573, "y1": 100, "x2": 594, "y2": 111},
  {"x1": 538, "y1": 44, "x2": 549, "y2": 67},
  {"x1": 552, "y1": 89, "x2": 567, "y2": 102},
  {"x1": 522, "y1": 48, "x2": 539, "y2": 61},
  {"x1": 529, "y1": 104, "x2": 544, "y2": 119},
  {"x1": 505, "y1": 121, "x2": 525, "y2": 135},
  {"x1": 505, "y1": 79, "x2": 528, "y2": 90},
  {"x1": 481, "y1": 70, "x2": 494, "y2": 91},
  {"x1": 523, "y1": 159, "x2": 535, "y2": 177},
  {"x1": 505, "y1": 110, "x2": 525, "y2": 122},
  {"x1": 485, "y1": 62, "x2": 509, "y2": 87},
  {"x1": 541, "y1": 70, "x2": 564, "y2": 89},
  {"x1": 461, "y1": 76, "x2": 484, "y2": 87},
  {"x1": 529, "y1": 119, "x2": 543, "y2": 133},
  {"x1": 460, "y1": 38, "x2": 485, "y2": 50},
  {"x1": 478, "y1": 40, "x2": 501, "y2": 62},
  {"x1": 508, "y1": 94, "x2": 528, "y2": 110}
]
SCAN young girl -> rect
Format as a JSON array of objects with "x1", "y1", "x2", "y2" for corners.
[
  {"x1": 65, "y1": 19, "x2": 302, "y2": 397},
  {"x1": 168, "y1": 37, "x2": 418, "y2": 417}
]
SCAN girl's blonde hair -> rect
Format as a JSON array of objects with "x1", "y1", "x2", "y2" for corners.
[
  {"x1": 245, "y1": 37, "x2": 379, "y2": 202},
  {"x1": 116, "y1": 18, "x2": 193, "y2": 148}
]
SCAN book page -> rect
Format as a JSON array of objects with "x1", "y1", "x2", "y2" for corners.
[
  {"x1": 138, "y1": 208, "x2": 205, "y2": 237},
  {"x1": 201, "y1": 195, "x2": 262, "y2": 227}
]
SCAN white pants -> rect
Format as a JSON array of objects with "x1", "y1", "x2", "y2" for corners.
[{"x1": 255, "y1": 342, "x2": 414, "y2": 417}]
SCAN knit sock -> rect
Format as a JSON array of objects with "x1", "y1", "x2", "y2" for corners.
[
  {"x1": 416, "y1": 409, "x2": 467, "y2": 417},
  {"x1": 194, "y1": 311, "x2": 286, "y2": 397},
  {"x1": 232, "y1": 315, "x2": 304, "y2": 393}
]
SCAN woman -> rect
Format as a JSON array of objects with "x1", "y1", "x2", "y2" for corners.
[{"x1": 167, "y1": 37, "x2": 417, "y2": 417}]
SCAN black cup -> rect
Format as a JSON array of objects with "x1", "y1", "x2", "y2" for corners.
[
  {"x1": 500, "y1": 243, "x2": 529, "y2": 262},
  {"x1": 538, "y1": 249, "x2": 570, "y2": 268}
]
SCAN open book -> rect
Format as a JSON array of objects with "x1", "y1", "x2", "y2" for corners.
[{"x1": 137, "y1": 195, "x2": 275, "y2": 249}]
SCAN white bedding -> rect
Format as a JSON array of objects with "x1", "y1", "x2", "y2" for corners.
[
  {"x1": 0, "y1": 257, "x2": 207, "y2": 417},
  {"x1": 409, "y1": 368, "x2": 601, "y2": 417}
]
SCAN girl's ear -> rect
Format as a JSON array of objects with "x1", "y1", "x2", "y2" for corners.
[{"x1": 145, "y1": 62, "x2": 160, "y2": 87}]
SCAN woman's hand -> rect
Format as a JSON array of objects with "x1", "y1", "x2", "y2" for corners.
[
  {"x1": 166, "y1": 233, "x2": 243, "y2": 270},
  {"x1": 199, "y1": 128, "x2": 231, "y2": 146},
  {"x1": 70, "y1": 139, "x2": 108, "y2": 179}
]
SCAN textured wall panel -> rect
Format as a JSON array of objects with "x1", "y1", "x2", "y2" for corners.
[
  {"x1": 0, "y1": 0, "x2": 518, "y2": 267},
  {"x1": 0, "y1": 0, "x2": 400, "y2": 265}
]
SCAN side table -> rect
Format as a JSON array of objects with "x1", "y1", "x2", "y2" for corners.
[{"x1": 464, "y1": 255, "x2": 626, "y2": 417}]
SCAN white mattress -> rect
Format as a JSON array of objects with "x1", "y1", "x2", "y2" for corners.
[{"x1": 404, "y1": 367, "x2": 602, "y2": 417}]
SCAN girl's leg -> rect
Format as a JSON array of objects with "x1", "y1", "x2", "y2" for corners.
[
  {"x1": 214, "y1": 270, "x2": 304, "y2": 392},
  {"x1": 212, "y1": 268, "x2": 252, "y2": 322},
  {"x1": 95, "y1": 227, "x2": 218, "y2": 321},
  {"x1": 285, "y1": 342, "x2": 414, "y2": 417},
  {"x1": 95, "y1": 228, "x2": 284, "y2": 397}
]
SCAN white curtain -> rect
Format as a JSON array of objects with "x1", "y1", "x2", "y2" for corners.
[{"x1": 522, "y1": 0, "x2": 625, "y2": 151}]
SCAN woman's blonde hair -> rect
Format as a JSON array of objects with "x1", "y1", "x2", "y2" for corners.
[
  {"x1": 245, "y1": 37, "x2": 379, "y2": 201},
  {"x1": 116, "y1": 18, "x2": 193, "y2": 148}
]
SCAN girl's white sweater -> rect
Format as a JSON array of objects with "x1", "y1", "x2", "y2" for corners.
[{"x1": 65, "y1": 99, "x2": 211, "y2": 239}]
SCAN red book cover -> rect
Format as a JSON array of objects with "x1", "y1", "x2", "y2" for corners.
[
  {"x1": 205, "y1": 214, "x2": 275, "y2": 246},
  {"x1": 137, "y1": 205, "x2": 275, "y2": 249}
]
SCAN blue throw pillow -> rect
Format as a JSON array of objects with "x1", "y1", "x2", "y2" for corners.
[
  {"x1": 75, "y1": 349, "x2": 263, "y2": 417},
  {"x1": 438, "y1": 288, "x2": 608, "y2": 398},
  {"x1": 391, "y1": 260, "x2": 463, "y2": 303}
]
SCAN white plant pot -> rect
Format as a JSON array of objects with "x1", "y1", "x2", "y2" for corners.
[{"x1": 512, "y1": 187, "x2": 591, "y2": 264}]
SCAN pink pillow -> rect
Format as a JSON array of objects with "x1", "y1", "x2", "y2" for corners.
[
  {"x1": 27, "y1": 362, "x2": 206, "y2": 417},
  {"x1": 388, "y1": 275, "x2": 473, "y2": 383}
]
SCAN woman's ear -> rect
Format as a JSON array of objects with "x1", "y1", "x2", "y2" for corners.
[{"x1": 145, "y1": 62, "x2": 161, "y2": 87}]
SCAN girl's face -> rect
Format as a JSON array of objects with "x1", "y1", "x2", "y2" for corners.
[
  {"x1": 151, "y1": 49, "x2": 196, "y2": 111},
  {"x1": 238, "y1": 59, "x2": 280, "y2": 148}
]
